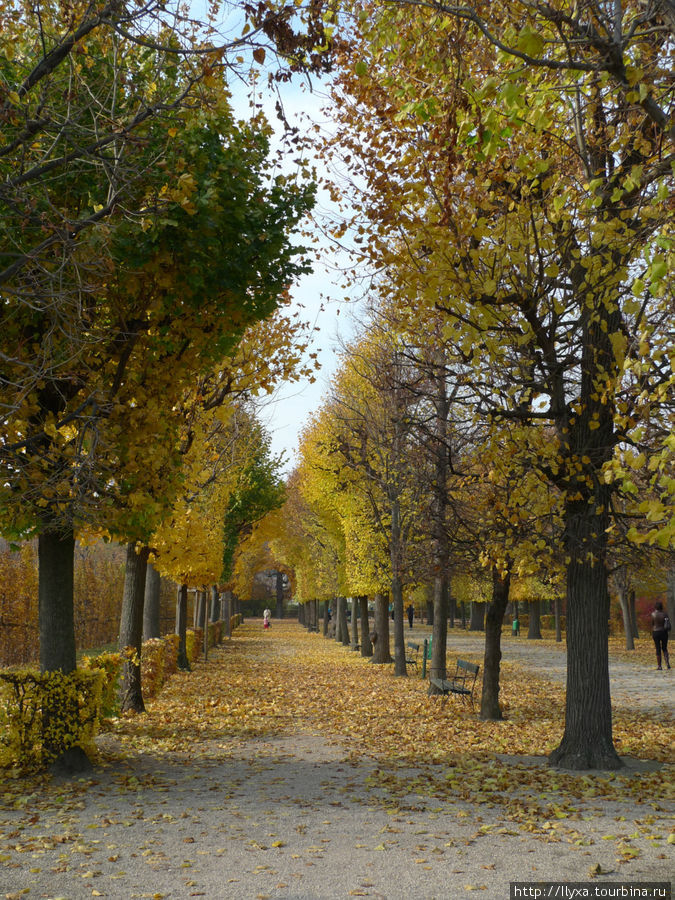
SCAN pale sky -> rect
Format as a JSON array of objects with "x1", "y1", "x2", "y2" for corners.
[{"x1": 232, "y1": 71, "x2": 360, "y2": 473}]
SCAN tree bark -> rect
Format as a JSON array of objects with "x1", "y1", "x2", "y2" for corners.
[
  {"x1": 371, "y1": 592, "x2": 392, "y2": 663},
  {"x1": 275, "y1": 571, "x2": 284, "y2": 619},
  {"x1": 527, "y1": 599, "x2": 542, "y2": 639},
  {"x1": 391, "y1": 497, "x2": 406, "y2": 676},
  {"x1": 616, "y1": 568, "x2": 635, "y2": 651},
  {"x1": 176, "y1": 583, "x2": 190, "y2": 670},
  {"x1": 628, "y1": 590, "x2": 639, "y2": 639},
  {"x1": 38, "y1": 527, "x2": 76, "y2": 674},
  {"x1": 222, "y1": 590, "x2": 232, "y2": 639},
  {"x1": 337, "y1": 596, "x2": 349, "y2": 646},
  {"x1": 429, "y1": 569, "x2": 449, "y2": 686},
  {"x1": 469, "y1": 600, "x2": 485, "y2": 631},
  {"x1": 322, "y1": 600, "x2": 329, "y2": 636},
  {"x1": 549, "y1": 501, "x2": 622, "y2": 770},
  {"x1": 359, "y1": 596, "x2": 372, "y2": 657},
  {"x1": 480, "y1": 567, "x2": 511, "y2": 720},
  {"x1": 554, "y1": 595, "x2": 563, "y2": 643},
  {"x1": 350, "y1": 597, "x2": 359, "y2": 649},
  {"x1": 142, "y1": 561, "x2": 161, "y2": 641},
  {"x1": 118, "y1": 542, "x2": 150, "y2": 713},
  {"x1": 38, "y1": 526, "x2": 93, "y2": 772}
]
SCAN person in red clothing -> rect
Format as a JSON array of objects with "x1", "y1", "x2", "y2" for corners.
[{"x1": 651, "y1": 601, "x2": 670, "y2": 670}]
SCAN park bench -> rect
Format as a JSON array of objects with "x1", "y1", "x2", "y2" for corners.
[
  {"x1": 405, "y1": 641, "x2": 420, "y2": 671},
  {"x1": 428, "y1": 659, "x2": 480, "y2": 706}
]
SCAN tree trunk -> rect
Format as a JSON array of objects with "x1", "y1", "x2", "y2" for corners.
[
  {"x1": 323, "y1": 600, "x2": 330, "y2": 636},
  {"x1": 118, "y1": 543, "x2": 150, "y2": 713},
  {"x1": 210, "y1": 585, "x2": 219, "y2": 622},
  {"x1": 38, "y1": 526, "x2": 92, "y2": 772},
  {"x1": 371, "y1": 592, "x2": 392, "y2": 663},
  {"x1": 449, "y1": 593, "x2": 456, "y2": 628},
  {"x1": 618, "y1": 579, "x2": 635, "y2": 650},
  {"x1": 460, "y1": 601, "x2": 466, "y2": 629},
  {"x1": 425, "y1": 583, "x2": 434, "y2": 626},
  {"x1": 176, "y1": 583, "x2": 190, "y2": 670},
  {"x1": 429, "y1": 569, "x2": 449, "y2": 686},
  {"x1": 275, "y1": 571, "x2": 284, "y2": 619},
  {"x1": 527, "y1": 599, "x2": 542, "y2": 639},
  {"x1": 38, "y1": 527, "x2": 76, "y2": 674},
  {"x1": 222, "y1": 590, "x2": 232, "y2": 639},
  {"x1": 359, "y1": 596, "x2": 372, "y2": 657},
  {"x1": 391, "y1": 497, "x2": 406, "y2": 676},
  {"x1": 554, "y1": 595, "x2": 563, "y2": 643},
  {"x1": 480, "y1": 567, "x2": 511, "y2": 720},
  {"x1": 469, "y1": 601, "x2": 485, "y2": 631},
  {"x1": 350, "y1": 597, "x2": 359, "y2": 649},
  {"x1": 549, "y1": 502, "x2": 621, "y2": 770},
  {"x1": 337, "y1": 596, "x2": 349, "y2": 646},
  {"x1": 629, "y1": 590, "x2": 639, "y2": 639},
  {"x1": 142, "y1": 561, "x2": 161, "y2": 641}
]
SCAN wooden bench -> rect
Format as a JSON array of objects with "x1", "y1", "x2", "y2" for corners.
[
  {"x1": 405, "y1": 641, "x2": 420, "y2": 671},
  {"x1": 428, "y1": 659, "x2": 479, "y2": 706}
]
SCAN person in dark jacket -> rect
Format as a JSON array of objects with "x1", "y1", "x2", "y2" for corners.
[{"x1": 651, "y1": 601, "x2": 670, "y2": 670}]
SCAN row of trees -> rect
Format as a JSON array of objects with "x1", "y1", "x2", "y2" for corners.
[
  {"x1": 0, "y1": 0, "x2": 332, "y2": 766},
  {"x1": 258, "y1": 0, "x2": 674, "y2": 770}
]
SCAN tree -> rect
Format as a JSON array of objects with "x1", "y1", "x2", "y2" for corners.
[{"x1": 324, "y1": 0, "x2": 674, "y2": 768}]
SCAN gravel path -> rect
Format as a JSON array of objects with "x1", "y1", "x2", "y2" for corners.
[
  {"x1": 0, "y1": 625, "x2": 672, "y2": 900},
  {"x1": 437, "y1": 630, "x2": 675, "y2": 717}
]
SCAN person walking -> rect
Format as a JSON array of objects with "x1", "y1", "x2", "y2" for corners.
[
  {"x1": 651, "y1": 601, "x2": 670, "y2": 670},
  {"x1": 407, "y1": 603, "x2": 414, "y2": 630},
  {"x1": 263, "y1": 608, "x2": 271, "y2": 630}
]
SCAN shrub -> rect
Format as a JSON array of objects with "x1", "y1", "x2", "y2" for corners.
[{"x1": 0, "y1": 669, "x2": 103, "y2": 771}]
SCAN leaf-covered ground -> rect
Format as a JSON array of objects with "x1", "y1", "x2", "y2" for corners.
[{"x1": 1, "y1": 621, "x2": 673, "y2": 899}]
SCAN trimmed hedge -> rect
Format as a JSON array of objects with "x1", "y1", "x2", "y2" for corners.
[{"x1": 1, "y1": 616, "x2": 237, "y2": 771}]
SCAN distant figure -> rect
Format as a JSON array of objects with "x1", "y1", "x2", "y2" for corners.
[
  {"x1": 651, "y1": 601, "x2": 670, "y2": 670},
  {"x1": 512, "y1": 617, "x2": 520, "y2": 637},
  {"x1": 263, "y1": 608, "x2": 271, "y2": 630},
  {"x1": 407, "y1": 603, "x2": 414, "y2": 629}
]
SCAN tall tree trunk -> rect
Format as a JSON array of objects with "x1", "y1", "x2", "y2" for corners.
[
  {"x1": 527, "y1": 599, "x2": 542, "y2": 639},
  {"x1": 210, "y1": 585, "x2": 219, "y2": 622},
  {"x1": 142, "y1": 561, "x2": 161, "y2": 641},
  {"x1": 359, "y1": 596, "x2": 372, "y2": 657},
  {"x1": 549, "y1": 501, "x2": 621, "y2": 770},
  {"x1": 429, "y1": 569, "x2": 449, "y2": 686},
  {"x1": 429, "y1": 363, "x2": 448, "y2": 683},
  {"x1": 618, "y1": 586, "x2": 634, "y2": 650},
  {"x1": 391, "y1": 497, "x2": 406, "y2": 676},
  {"x1": 554, "y1": 595, "x2": 563, "y2": 643},
  {"x1": 628, "y1": 590, "x2": 639, "y2": 639},
  {"x1": 337, "y1": 596, "x2": 349, "y2": 646},
  {"x1": 323, "y1": 600, "x2": 330, "y2": 636},
  {"x1": 119, "y1": 543, "x2": 150, "y2": 713},
  {"x1": 480, "y1": 567, "x2": 511, "y2": 720},
  {"x1": 371, "y1": 592, "x2": 392, "y2": 663},
  {"x1": 469, "y1": 601, "x2": 485, "y2": 631},
  {"x1": 38, "y1": 527, "x2": 76, "y2": 674},
  {"x1": 222, "y1": 590, "x2": 232, "y2": 639},
  {"x1": 38, "y1": 526, "x2": 92, "y2": 772},
  {"x1": 350, "y1": 597, "x2": 359, "y2": 649},
  {"x1": 425, "y1": 593, "x2": 434, "y2": 625},
  {"x1": 616, "y1": 568, "x2": 634, "y2": 651},
  {"x1": 176, "y1": 583, "x2": 190, "y2": 670},
  {"x1": 275, "y1": 571, "x2": 284, "y2": 619},
  {"x1": 460, "y1": 601, "x2": 466, "y2": 629}
]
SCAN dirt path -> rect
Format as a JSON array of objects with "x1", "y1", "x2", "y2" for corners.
[{"x1": 0, "y1": 622, "x2": 672, "y2": 900}]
